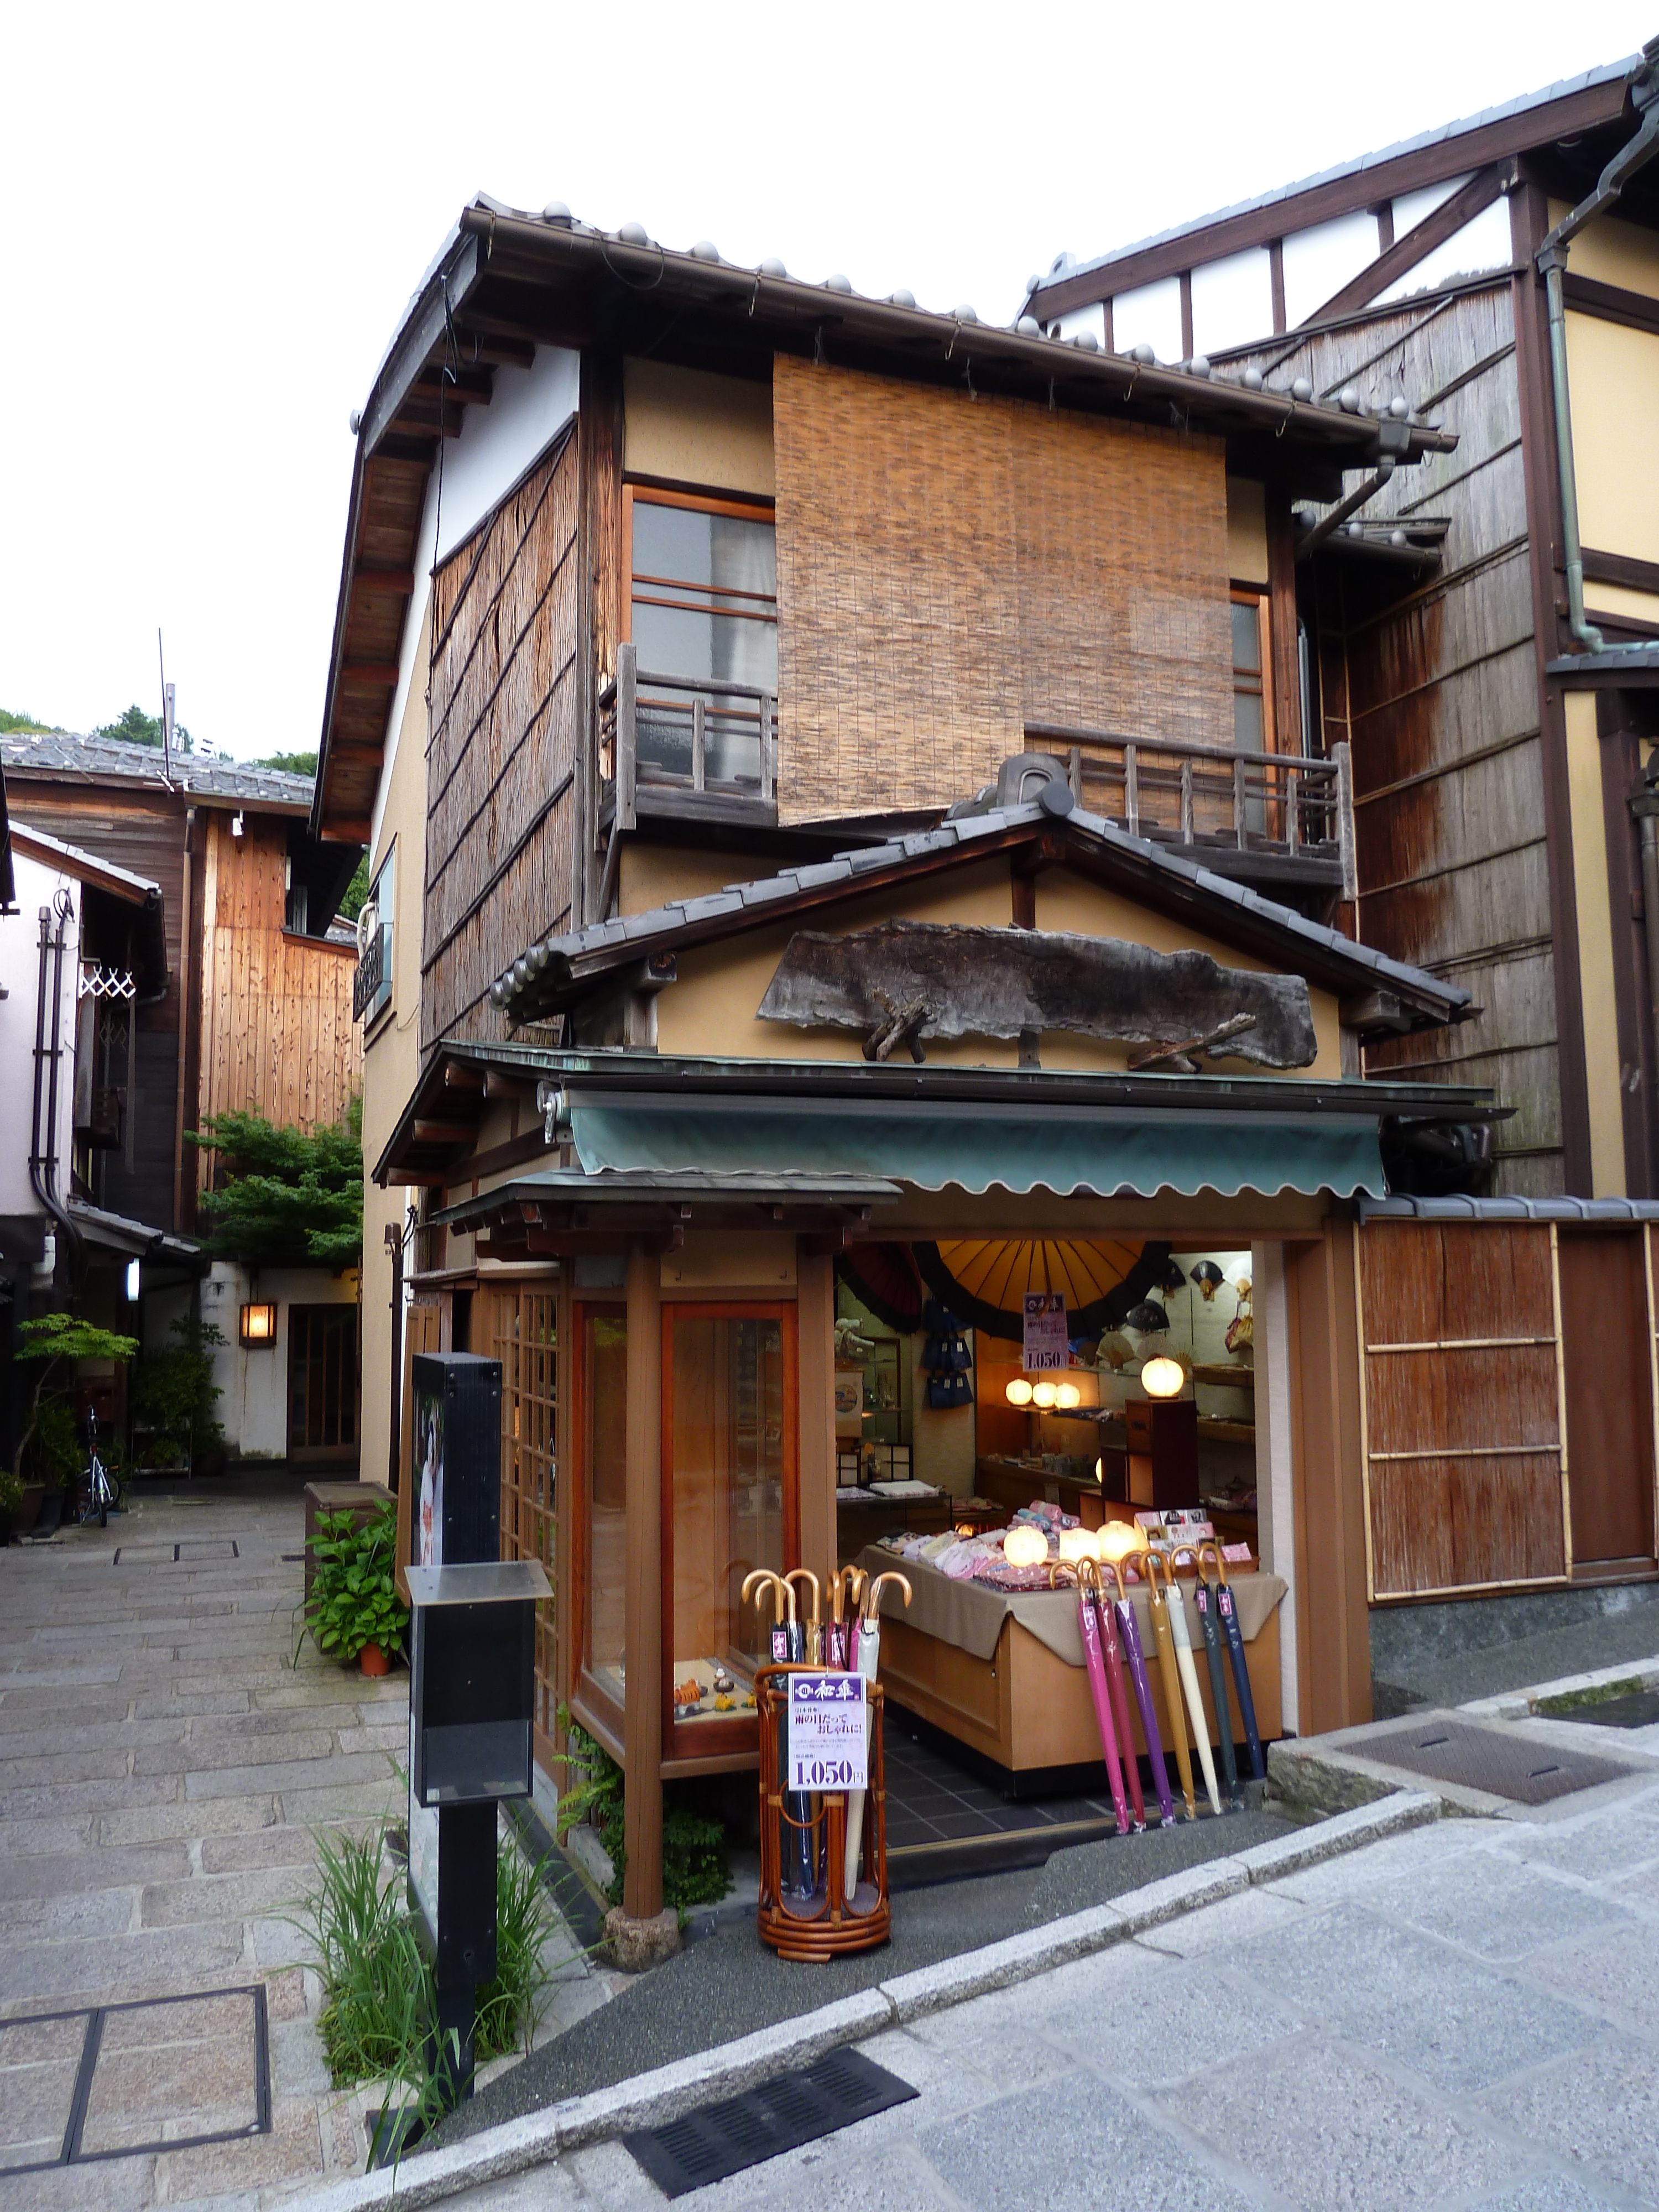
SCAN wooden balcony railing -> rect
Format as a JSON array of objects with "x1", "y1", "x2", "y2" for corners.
[
  {"x1": 600, "y1": 642, "x2": 776, "y2": 832},
  {"x1": 1024, "y1": 721, "x2": 1357, "y2": 896}
]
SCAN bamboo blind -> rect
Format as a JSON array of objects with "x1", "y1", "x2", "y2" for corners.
[
  {"x1": 773, "y1": 357, "x2": 1233, "y2": 823},
  {"x1": 1358, "y1": 1220, "x2": 1568, "y2": 1599},
  {"x1": 424, "y1": 431, "x2": 581, "y2": 1046}
]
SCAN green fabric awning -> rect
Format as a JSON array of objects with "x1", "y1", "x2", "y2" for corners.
[{"x1": 566, "y1": 1095, "x2": 1385, "y2": 1199}]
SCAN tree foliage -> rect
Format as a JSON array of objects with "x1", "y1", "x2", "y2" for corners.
[
  {"x1": 130, "y1": 1317, "x2": 226, "y2": 1467},
  {"x1": 0, "y1": 706, "x2": 58, "y2": 734},
  {"x1": 337, "y1": 853, "x2": 371, "y2": 922},
  {"x1": 12, "y1": 1313, "x2": 139, "y2": 1483},
  {"x1": 191, "y1": 1099, "x2": 363, "y2": 1269},
  {"x1": 94, "y1": 702, "x2": 194, "y2": 753},
  {"x1": 252, "y1": 749, "x2": 318, "y2": 776}
]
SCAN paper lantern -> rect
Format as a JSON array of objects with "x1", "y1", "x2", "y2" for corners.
[
  {"x1": 1003, "y1": 1525, "x2": 1048, "y2": 1568},
  {"x1": 1141, "y1": 1355, "x2": 1186, "y2": 1400},
  {"x1": 1005, "y1": 1378, "x2": 1034, "y2": 1407},
  {"x1": 1098, "y1": 1520, "x2": 1148, "y2": 1564},
  {"x1": 1057, "y1": 1526, "x2": 1099, "y2": 1563},
  {"x1": 1055, "y1": 1381, "x2": 1082, "y2": 1409},
  {"x1": 239, "y1": 1302, "x2": 277, "y2": 1347},
  {"x1": 1031, "y1": 1381, "x2": 1058, "y2": 1409}
]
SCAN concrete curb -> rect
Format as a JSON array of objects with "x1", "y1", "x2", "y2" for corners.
[
  {"x1": 1460, "y1": 1653, "x2": 1659, "y2": 1721},
  {"x1": 289, "y1": 1790, "x2": 1438, "y2": 2211}
]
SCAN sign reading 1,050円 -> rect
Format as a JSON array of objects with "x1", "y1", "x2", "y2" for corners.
[{"x1": 786, "y1": 1672, "x2": 867, "y2": 1792}]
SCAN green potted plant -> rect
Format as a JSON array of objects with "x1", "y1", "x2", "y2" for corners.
[
  {"x1": 301, "y1": 1503, "x2": 408, "y2": 1674},
  {"x1": 129, "y1": 1317, "x2": 227, "y2": 1475}
]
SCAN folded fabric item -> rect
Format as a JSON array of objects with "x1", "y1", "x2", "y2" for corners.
[{"x1": 974, "y1": 1561, "x2": 1057, "y2": 1591}]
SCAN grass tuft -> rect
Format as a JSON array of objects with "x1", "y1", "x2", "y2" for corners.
[{"x1": 1535, "y1": 1675, "x2": 1647, "y2": 1717}]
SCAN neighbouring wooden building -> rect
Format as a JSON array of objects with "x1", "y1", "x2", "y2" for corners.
[{"x1": 0, "y1": 733, "x2": 364, "y2": 1468}]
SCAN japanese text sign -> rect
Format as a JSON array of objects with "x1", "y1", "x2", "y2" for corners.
[
  {"x1": 1022, "y1": 1292, "x2": 1069, "y2": 1371},
  {"x1": 785, "y1": 1672, "x2": 867, "y2": 1791}
]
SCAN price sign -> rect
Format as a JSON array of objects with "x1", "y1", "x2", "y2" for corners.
[
  {"x1": 1022, "y1": 1292, "x2": 1069, "y2": 1371},
  {"x1": 785, "y1": 1672, "x2": 867, "y2": 1792}
]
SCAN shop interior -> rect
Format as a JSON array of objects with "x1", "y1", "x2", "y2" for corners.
[{"x1": 828, "y1": 1237, "x2": 1270, "y2": 1878}]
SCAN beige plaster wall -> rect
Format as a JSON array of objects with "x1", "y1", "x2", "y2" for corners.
[
  {"x1": 1565, "y1": 311, "x2": 1659, "y2": 566},
  {"x1": 624, "y1": 361, "x2": 774, "y2": 498},
  {"x1": 1553, "y1": 208, "x2": 1659, "y2": 300},
  {"x1": 1564, "y1": 688, "x2": 1627, "y2": 1197},
  {"x1": 1227, "y1": 477, "x2": 1270, "y2": 587},
  {"x1": 1585, "y1": 578, "x2": 1659, "y2": 628},
  {"x1": 359, "y1": 599, "x2": 432, "y2": 1494},
  {"x1": 620, "y1": 843, "x2": 748, "y2": 916}
]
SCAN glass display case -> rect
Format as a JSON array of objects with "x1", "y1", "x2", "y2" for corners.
[
  {"x1": 577, "y1": 1307, "x2": 628, "y2": 1725},
  {"x1": 663, "y1": 1305, "x2": 798, "y2": 1752}
]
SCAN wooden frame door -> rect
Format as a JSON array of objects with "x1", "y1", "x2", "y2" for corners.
[{"x1": 570, "y1": 1301, "x2": 628, "y2": 1755}]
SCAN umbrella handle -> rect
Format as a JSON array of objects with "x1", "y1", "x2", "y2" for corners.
[
  {"x1": 742, "y1": 1568, "x2": 787, "y2": 1625},
  {"x1": 862, "y1": 1571, "x2": 912, "y2": 1625},
  {"x1": 785, "y1": 1568, "x2": 822, "y2": 1625},
  {"x1": 1197, "y1": 1537, "x2": 1230, "y2": 1585}
]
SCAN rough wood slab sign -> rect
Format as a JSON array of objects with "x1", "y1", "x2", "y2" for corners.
[{"x1": 757, "y1": 920, "x2": 1317, "y2": 1067}]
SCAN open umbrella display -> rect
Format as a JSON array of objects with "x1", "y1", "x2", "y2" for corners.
[
  {"x1": 1141, "y1": 1551, "x2": 1196, "y2": 1821},
  {"x1": 1165, "y1": 1546, "x2": 1223, "y2": 1818},
  {"x1": 1200, "y1": 1541, "x2": 1265, "y2": 1783},
  {"x1": 1188, "y1": 1550, "x2": 1242, "y2": 1809},
  {"x1": 1070, "y1": 1561, "x2": 1132, "y2": 1836},
  {"x1": 1104, "y1": 1559, "x2": 1176, "y2": 1827}
]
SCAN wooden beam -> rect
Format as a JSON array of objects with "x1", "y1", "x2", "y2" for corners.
[
  {"x1": 351, "y1": 570, "x2": 416, "y2": 598},
  {"x1": 361, "y1": 232, "x2": 482, "y2": 455},
  {"x1": 1562, "y1": 270, "x2": 1659, "y2": 337},
  {"x1": 1269, "y1": 239, "x2": 1286, "y2": 336},
  {"x1": 339, "y1": 664, "x2": 400, "y2": 689},
  {"x1": 1307, "y1": 165, "x2": 1507, "y2": 326},
  {"x1": 442, "y1": 1062, "x2": 487, "y2": 1089},
  {"x1": 411, "y1": 1119, "x2": 475, "y2": 1145},
  {"x1": 1584, "y1": 546, "x2": 1659, "y2": 596}
]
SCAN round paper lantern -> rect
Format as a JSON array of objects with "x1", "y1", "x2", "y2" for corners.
[
  {"x1": 1002, "y1": 1525, "x2": 1048, "y2": 1568},
  {"x1": 1057, "y1": 1526, "x2": 1099, "y2": 1563},
  {"x1": 1005, "y1": 1378, "x2": 1034, "y2": 1407},
  {"x1": 1031, "y1": 1381, "x2": 1058, "y2": 1408},
  {"x1": 1054, "y1": 1381, "x2": 1082, "y2": 1409},
  {"x1": 1141, "y1": 1355, "x2": 1186, "y2": 1400},
  {"x1": 1098, "y1": 1520, "x2": 1148, "y2": 1564}
]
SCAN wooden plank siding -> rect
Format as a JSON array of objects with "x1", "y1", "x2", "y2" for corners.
[
  {"x1": 195, "y1": 811, "x2": 361, "y2": 1188},
  {"x1": 423, "y1": 430, "x2": 582, "y2": 1046},
  {"x1": 1358, "y1": 1219, "x2": 1569, "y2": 1598},
  {"x1": 1232, "y1": 285, "x2": 1561, "y2": 1194}
]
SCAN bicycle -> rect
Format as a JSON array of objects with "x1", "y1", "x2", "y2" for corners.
[{"x1": 78, "y1": 1410, "x2": 121, "y2": 1528}]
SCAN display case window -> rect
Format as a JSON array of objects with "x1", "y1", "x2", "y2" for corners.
[
  {"x1": 577, "y1": 1305, "x2": 628, "y2": 1724},
  {"x1": 662, "y1": 1304, "x2": 798, "y2": 1750}
]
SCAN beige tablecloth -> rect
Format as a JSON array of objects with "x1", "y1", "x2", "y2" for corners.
[{"x1": 857, "y1": 1546, "x2": 1286, "y2": 1670}]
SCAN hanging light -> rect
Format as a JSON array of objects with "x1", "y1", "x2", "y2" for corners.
[
  {"x1": 1005, "y1": 1377, "x2": 1034, "y2": 1406},
  {"x1": 1031, "y1": 1381, "x2": 1058, "y2": 1408},
  {"x1": 1141, "y1": 1355, "x2": 1186, "y2": 1400},
  {"x1": 1055, "y1": 1381, "x2": 1082, "y2": 1409}
]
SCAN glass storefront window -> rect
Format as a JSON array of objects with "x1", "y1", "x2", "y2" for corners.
[
  {"x1": 666, "y1": 1308, "x2": 795, "y2": 1736},
  {"x1": 581, "y1": 1307, "x2": 628, "y2": 1712}
]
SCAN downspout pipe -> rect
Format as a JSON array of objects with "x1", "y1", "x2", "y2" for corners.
[
  {"x1": 29, "y1": 895, "x2": 84, "y2": 1291},
  {"x1": 1536, "y1": 36, "x2": 1659, "y2": 655}
]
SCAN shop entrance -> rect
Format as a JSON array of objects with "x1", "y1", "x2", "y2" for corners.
[{"x1": 832, "y1": 1236, "x2": 1272, "y2": 1874}]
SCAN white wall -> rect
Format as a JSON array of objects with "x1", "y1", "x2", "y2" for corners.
[
  {"x1": 199, "y1": 1259, "x2": 359, "y2": 1458},
  {"x1": 1280, "y1": 210, "x2": 1380, "y2": 328},
  {"x1": 370, "y1": 344, "x2": 579, "y2": 857},
  {"x1": 1052, "y1": 302, "x2": 1106, "y2": 347},
  {"x1": 1191, "y1": 248, "x2": 1274, "y2": 357},
  {"x1": 1111, "y1": 275, "x2": 1184, "y2": 362},
  {"x1": 1376, "y1": 197, "x2": 1514, "y2": 306},
  {"x1": 0, "y1": 854, "x2": 80, "y2": 1223}
]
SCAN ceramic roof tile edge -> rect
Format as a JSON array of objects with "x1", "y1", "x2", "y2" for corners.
[
  {"x1": 65, "y1": 1198, "x2": 201, "y2": 1262},
  {"x1": 1031, "y1": 55, "x2": 1638, "y2": 300},
  {"x1": 1, "y1": 730, "x2": 316, "y2": 808},
  {"x1": 1358, "y1": 1194, "x2": 1659, "y2": 1221},
  {"x1": 492, "y1": 801, "x2": 1472, "y2": 1022}
]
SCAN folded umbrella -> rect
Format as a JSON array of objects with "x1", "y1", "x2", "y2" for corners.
[
  {"x1": 1104, "y1": 1559, "x2": 1176, "y2": 1826},
  {"x1": 843, "y1": 1570, "x2": 910, "y2": 1906},
  {"x1": 1069, "y1": 1561, "x2": 1131, "y2": 1835},
  {"x1": 1166, "y1": 1546, "x2": 1223, "y2": 1817},
  {"x1": 828, "y1": 1566, "x2": 864, "y2": 1671},
  {"x1": 744, "y1": 1570, "x2": 816, "y2": 1899},
  {"x1": 1088, "y1": 1554, "x2": 1146, "y2": 1831},
  {"x1": 1141, "y1": 1551, "x2": 1196, "y2": 1820},
  {"x1": 1200, "y1": 1541, "x2": 1265, "y2": 1783},
  {"x1": 1188, "y1": 1550, "x2": 1241, "y2": 1809}
]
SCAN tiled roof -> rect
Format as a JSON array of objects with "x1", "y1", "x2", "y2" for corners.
[
  {"x1": 1, "y1": 731, "x2": 315, "y2": 808},
  {"x1": 494, "y1": 801, "x2": 1471, "y2": 1020}
]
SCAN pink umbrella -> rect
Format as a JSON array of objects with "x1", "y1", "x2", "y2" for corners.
[
  {"x1": 1104, "y1": 1558, "x2": 1177, "y2": 1827},
  {"x1": 1088, "y1": 1557, "x2": 1146, "y2": 1832},
  {"x1": 1070, "y1": 1561, "x2": 1131, "y2": 1837}
]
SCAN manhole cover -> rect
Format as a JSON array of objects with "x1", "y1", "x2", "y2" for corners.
[
  {"x1": 1557, "y1": 1689, "x2": 1659, "y2": 1730},
  {"x1": 624, "y1": 2047, "x2": 917, "y2": 2199},
  {"x1": 1344, "y1": 1718, "x2": 1632, "y2": 1805}
]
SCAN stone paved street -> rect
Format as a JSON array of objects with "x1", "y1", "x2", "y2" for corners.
[
  {"x1": 0, "y1": 1480, "x2": 599, "y2": 2210},
  {"x1": 441, "y1": 1749, "x2": 1659, "y2": 2212}
]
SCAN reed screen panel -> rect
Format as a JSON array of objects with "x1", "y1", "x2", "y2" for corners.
[{"x1": 773, "y1": 358, "x2": 1233, "y2": 823}]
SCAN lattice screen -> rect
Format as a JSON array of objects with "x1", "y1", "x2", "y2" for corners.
[{"x1": 487, "y1": 1287, "x2": 559, "y2": 1754}]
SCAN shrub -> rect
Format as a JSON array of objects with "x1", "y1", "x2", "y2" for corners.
[
  {"x1": 129, "y1": 1317, "x2": 225, "y2": 1468},
  {"x1": 300, "y1": 1503, "x2": 408, "y2": 1663},
  {"x1": 12, "y1": 1313, "x2": 138, "y2": 1485},
  {"x1": 552, "y1": 1709, "x2": 730, "y2": 1913}
]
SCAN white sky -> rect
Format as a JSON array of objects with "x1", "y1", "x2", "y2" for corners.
[{"x1": 1, "y1": 0, "x2": 1650, "y2": 762}]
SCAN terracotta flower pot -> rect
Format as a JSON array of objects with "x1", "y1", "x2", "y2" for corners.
[{"x1": 359, "y1": 1642, "x2": 392, "y2": 1678}]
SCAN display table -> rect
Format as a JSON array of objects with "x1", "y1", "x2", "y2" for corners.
[{"x1": 857, "y1": 1546, "x2": 1286, "y2": 1774}]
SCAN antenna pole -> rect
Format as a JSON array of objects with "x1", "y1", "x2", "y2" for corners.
[{"x1": 158, "y1": 629, "x2": 171, "y2": 779}]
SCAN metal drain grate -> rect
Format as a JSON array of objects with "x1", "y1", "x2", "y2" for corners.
[
  {"x1": 624, "y1": 2047, "x2": 917, "y2": 2199},
  {"x1": 113, "y1": 1540, "x2": 239, "y2": 1564},
  {"x1": 1344, "y1": 1718, "x2": 1633, "y2": 1804}
]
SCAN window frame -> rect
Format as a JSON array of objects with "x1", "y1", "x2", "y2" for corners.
[
  {"x1": 355, "y1": 841, "x2": 395, "y2": 1031},
  {"x1": 659, "y1": 1300, "x2": 800, "y2": 1770},
  {"x1": 1228, "y1": 588, "x2": 1275, "y2": 758},
  {"x1": 620, "y1": 483, "x2": 779, "y2": 662}
]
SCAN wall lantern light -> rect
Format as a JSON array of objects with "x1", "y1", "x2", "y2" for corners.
[
  {"x1": 1141, "y1": 1355, "x2": 1186, "y2": 1400},
  {"x1": 239, "y1": 1302, "x2": 278, "y2": 1347},
  {"x1": 1005, "y1": 1377, "x2": 1034, "y2": 1406}
]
